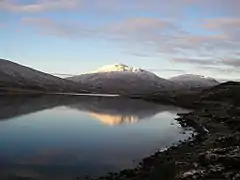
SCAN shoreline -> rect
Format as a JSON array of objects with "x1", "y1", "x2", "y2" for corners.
[{"x1": 93, "y1": 101, "x2": 240, "y2": 180}]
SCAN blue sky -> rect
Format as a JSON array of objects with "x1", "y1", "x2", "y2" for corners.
[{"x1": 0, "y1": 0, "x2": 239, "y2": 79}]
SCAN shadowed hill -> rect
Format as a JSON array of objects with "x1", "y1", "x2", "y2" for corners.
[
  {"x1": 0, "y1": 59, "x2": 87, "y2": 93},
  {"x1": 199, "y1": 81, "x2": 240, "y2": 104},
  {"x1": 138, "y1": 81, "x2": 240, "y2": 108}
]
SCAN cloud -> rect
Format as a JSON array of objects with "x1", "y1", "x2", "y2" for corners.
[
  {"x1": 221, "y1": 58, "x2": 240, "y2": 67},
  {"x1": 171, "y1": 58, "x2": 218, "y2": 66},
  {"x1": 0, "y1": 0, "x2": 83, "y2": 13},
  {"x1": 0, "y1": 0, "x2": 188, "y2": 13},
  {"x1": 171, "y1": 57, "x2": 240, "y2": 69},
  {"x1": 191, "y1": 0, "x2": 240, "y2": 17},
  {"x1": 2, "y1": 0, "x2": 239, "y2": 17},
  {"x1": 197, "y1": 65, "x2": 240, "y2": 75},
  {"x1": 106, "y1": 17, "x2": 172, "y2": 33},
  {"x1": 203, "y1": 18, "x2": 240, "y2": 41},
  {"x1": 204, "y1": 18, "x2": 240, "y2": 30},
  {"x1": 22, "y1": 17, "x2": 95, "y2": 37},
  {"x1": 148, "y1": 68, "x2": 186, "y2": 73},
  {"x1": 21, "y1": 16, "x2": 240, "y2": 65},
  {"x1": 22, "y1": 17, "x2": 178, "y2": 40}
]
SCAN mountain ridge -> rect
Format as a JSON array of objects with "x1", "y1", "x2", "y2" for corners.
[
  {"x1": 0, "y1": 58, "x2": 87, "y2": 93},
  {"x1": 67, "y1": 63, "x2": 176, "y2": 95},
  {"x1": 0, "y1": 60, "x2": 220, "y2": 95},
  {"x1": 67, "y1": 63, "x2": 219, "y2": 95}
]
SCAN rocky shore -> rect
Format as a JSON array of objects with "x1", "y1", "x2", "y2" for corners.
[{"x1": 93, "y1": 82, "x2": 240, "y2": 180}]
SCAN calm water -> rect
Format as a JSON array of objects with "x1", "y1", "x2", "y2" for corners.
[{"x1": 0, "y1": 95, "x2": 193, "y2": 180}]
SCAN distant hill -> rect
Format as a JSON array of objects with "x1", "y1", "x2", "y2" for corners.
[
  {"x1": 138, "y1": 81, "x2": 240, "y2": 108},
  {"x1": 169, "y1": 74, "x2": 219, "y2": 88},
  {"x1": 0, "y1": 59, "x2": 87, "y2": 93}
]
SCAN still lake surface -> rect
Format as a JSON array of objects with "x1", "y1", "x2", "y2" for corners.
[{"x1": 0, "y1": 95, "x2": 193, "y2": 180}]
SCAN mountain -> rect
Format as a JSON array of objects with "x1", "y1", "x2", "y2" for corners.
[
  {"x1": 67, "y1": 63, "x2": 176, "y2": 95},
  {"x1": 0, "y1": 59, "x2": 219, "y2": 95},
  {"x1": 169, "y1": 74, "x2": 219, "y2": 89},
  {"x1": 0, "y1": 59, "x2": 86, "y2": 93}
]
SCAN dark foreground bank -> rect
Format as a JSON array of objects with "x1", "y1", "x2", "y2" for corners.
[{"x1": 91, "y1": 82, "x2": 240, "y2": 180}]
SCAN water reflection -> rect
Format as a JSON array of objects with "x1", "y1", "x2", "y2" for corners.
[
  {"x1": 0, "y1": 95, "x2": 186, "y2": 125},
  {"x1": 0, "y1": 95, "x2": 192, "y2": 179},
  {"x1": 68, "y1": 97, "x2": 186, "y2": 126}
]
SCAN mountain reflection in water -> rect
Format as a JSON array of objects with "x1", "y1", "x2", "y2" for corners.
[
  {"x1": 0, "y1": 95, "x2": 192, "y2": 179},
  {"x1": 68, "y1": 97, "x2": 187, "y2": 126},
  {"x1": 0, "y1": 95, "x2": 187, "y2": 125}
]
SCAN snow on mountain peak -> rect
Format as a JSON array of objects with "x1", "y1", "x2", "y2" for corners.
[{"x1": 92, "y1": 63, "x2": 144, "y2": 73}]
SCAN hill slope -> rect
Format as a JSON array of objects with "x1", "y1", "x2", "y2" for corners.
[
  {"x1": 0, "y1": 59, "x2": 86, "y2": 93},
  {"x1": 199, "y1": 81, "x2": 240, "y2": 104},
  {"x1": 169, "y1": 74, "x2": 219, "y2": 88}
]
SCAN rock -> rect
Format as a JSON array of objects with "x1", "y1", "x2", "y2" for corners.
[
  {"x1": 198, "y1": 152, "x2": 219, "y2": 165},
  {"x1": 181, "y1": 169, "x2": 206, "y2": 179},
  {"x1": 220, "y1": 154, "x2": 240, "y2": 169},
  {"x1": 233, "y1": 173, "x2": 240, "y2": 180},
  {"x1": 208, "y1": 164, "x2": 225, "y2": 173}
]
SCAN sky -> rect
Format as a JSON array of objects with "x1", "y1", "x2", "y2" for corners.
[{"x1": 0, "y1": 0, "x2": 240, "y2": 80}]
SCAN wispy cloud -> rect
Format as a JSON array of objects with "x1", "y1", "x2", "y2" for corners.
[
  {"x1": 22, "y1": 17, "x2": 95, "y2": 37},
  {"x1": 172, "y1": 57, "x2": 240, "y2": 69},
  {"x1": 22, "y1": 17, "x2": 178, "y2": 40},
  {"x1": 193, "y1": 0, "x2": 240, "y2": 17},
  {"x1": 148, "y1": 68, "x2": 186, "y2": 73},
  {"x1": 197, "y1": 65, "x2": 240, "y2": 75},
  {"x1": 22, "y1": 16, "x2": 240, "y2": 67},
  {"x1": 221, "y1": 58, "x2": 240, "y2": 67},
  {"x1": 2, "y1": 0, "x2": 239, "y2": 17},
  {"x1": 204, "y1": 18, "x2": 240, "y2": 30},
  {"x1": 171, "y1": 58, "x2": 218, "y2": 66},
  {"x1": 0, "y1": 0, "x2": 83, "y2": 13},
  {"x1": 0, "y1": 0, "x2": 192, "y2": 14}
]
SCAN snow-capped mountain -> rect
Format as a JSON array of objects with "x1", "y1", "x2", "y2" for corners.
[
  {"x1": 67, "y1": 63, "x2": 176, "y2": 95},
  {"x1": 169, "y1": 74, "x2": 219, "y2": 88},
  {"x1": 0, "y1": 59, "x2": 86, "y2": 93}
]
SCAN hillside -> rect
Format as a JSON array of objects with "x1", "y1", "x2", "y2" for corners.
[
  {"x1": 169, "y1": 74, "x2": 219, "y2": 88},
  {"x1": 0, "y1": 59, "x2": 87, "y2": 93},
  {"x1": 199, "y1": 81, "x2": 240, "y2": 104},
  {"x1": 138, "y1": 81, "x2": 240, "y2": 108}
]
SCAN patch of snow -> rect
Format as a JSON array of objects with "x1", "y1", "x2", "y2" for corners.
[{"x1": 92, "y1": 63, "x2": 144, "y2": 73}]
